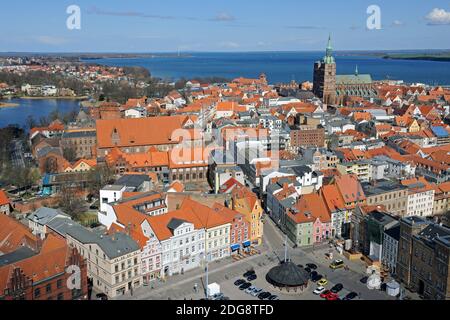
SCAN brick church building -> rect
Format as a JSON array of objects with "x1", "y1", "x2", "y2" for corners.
[{"x1": 313, "y1": 36, "x2": 377, "y2": 105}]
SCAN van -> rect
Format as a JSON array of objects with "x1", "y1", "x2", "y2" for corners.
[{"x1": 329, "y1": 259, "x2": 345, "y2": 269}]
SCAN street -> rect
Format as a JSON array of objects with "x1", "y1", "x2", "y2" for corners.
[
  {"x1": 10, "y1": 139, "x2": 26, "y2": 168},
  {"x1": 116, "y1": 217, "x2": 397, "y2": 301}
]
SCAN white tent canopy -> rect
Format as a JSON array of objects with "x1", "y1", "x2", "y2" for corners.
[{"x1": 207, "y1": 283, "x2": 221, "y2": 297}]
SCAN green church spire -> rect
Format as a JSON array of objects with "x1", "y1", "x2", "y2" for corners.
[{"x1": 323, "y1": 34, "x2": 335, "y2": 64}]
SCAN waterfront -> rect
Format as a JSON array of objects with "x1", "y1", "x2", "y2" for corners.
[
  {"x1": 0, "y1": 98, "x2": 81, "y2": 128},
  {"x1": 85, "y1": 51, "x2": 450, "y2": 86}
]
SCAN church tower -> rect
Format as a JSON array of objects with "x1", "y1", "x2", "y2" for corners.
[{"x1": 313, "y1": 35, "x2": 336, "y2": 105}]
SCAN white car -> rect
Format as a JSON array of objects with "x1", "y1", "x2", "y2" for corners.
[
  {"x1": 251, "y1": 288, "x2": 263, "y2": 297},
  {"x1": 245, "y1": 286, "x2": 256, "y2": 294},
  {"x1": 313, "y1": 286, "x2": 326, "y2": 295}
]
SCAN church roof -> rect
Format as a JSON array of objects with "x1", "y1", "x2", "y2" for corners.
[{"x1": 336, "y1": 74, "x2": 373, "y2": 84}]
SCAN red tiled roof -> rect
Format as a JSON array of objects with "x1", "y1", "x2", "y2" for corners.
[
  {"x1": 0, "y1": 214, "x2": 38, "y2": 254},
  {"x1": 96, "y1": 115, "x2": 189, "y2": 148},
  {"x1": 0, "y1": 190, "x2": 10, "y2": 206}
]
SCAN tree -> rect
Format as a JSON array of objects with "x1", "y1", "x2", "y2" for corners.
[
  {"x1": 58, "y1": 184, "x2": 87, "y2": 220},
  {"x1": 26, "y1": 115, "x2": 37, "y2": 130},
  {"x1": 63, "y1": 146, "x2": 77, "y2": 162},
  {"x1": 87, "y1": 164, "x2": 114, "y2": 198}
]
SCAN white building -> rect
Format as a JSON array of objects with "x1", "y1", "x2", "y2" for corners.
[
  {"x1": 373, "y1": 155, "x2": 416, "y2": 178},
  {"x1": 27, "y1": 207, "x2": 72, "y2": 240},
  {"x1": 99, "y1": 192, "x2": 168, "y2": 228},
  {"x1": 405, "y1": 185, "x2": 435, "y2": 217},
  {"x1": 99, "y1": 185, "x2": 127, "y2": 213},
  {"x1": 125, "y1": 107, "x2": 147, "y2": 118},
  {"x1": 147, "y1": 213, "x2": 206, "y2": 278}
]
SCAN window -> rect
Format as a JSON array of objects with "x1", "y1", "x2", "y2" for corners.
[
  {"x1": 57, "y1": 293, "x2": 64, "y2": 300},
  {"x1": 46, "y1": 284, "x2": 52, "y2": 294},
  {"x1": 56, "y1": 279, "x2": 63, "y2": 289},
  {"x1": 34, "y1": 288, "x2": 41, "y2": 298}
]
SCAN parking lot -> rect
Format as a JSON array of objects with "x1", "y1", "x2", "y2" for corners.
[
  {"x1": 219, "y1": 255, "x2": 396, "y2": 301},
  {"x1": 118, "y1": 219, "x2": 400, "y2": 301}
]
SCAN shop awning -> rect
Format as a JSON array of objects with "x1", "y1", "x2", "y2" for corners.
[
  {"x1": 243, "y1": 241, "x2": 251, "y2": 247},
  {"x1": 230, "y1": 244, "x2": 241, "y2": 251}
]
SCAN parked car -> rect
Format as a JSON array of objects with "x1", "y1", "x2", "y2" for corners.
[
  {"x1": 258, "y1": 292, "x2": 272, "y2": 300},
  {"x1": 251, "y1": 288, "x2": 263, "y2": 297},
  {"x1": 329, "y1": 259, "x2": 345, "y2": 270},
  {"x1": 96, "y1": 293, "x2": 108, "y2": 300},
  {"x1": 360, "y1": 276, "x2": 368, "y2": 284},
  {"x1": 245, "y1": 286, "x2": 256, "y2": 294},
  {"x1": 268, "y1": 295, "x2": 279, "y2": 300},
  {"x1": 310, "y1": 271, "x2": 318, "y2": 279},
  {"x1": 320, "y1": 290, "x2": 332, "y2": 298},
  {"x1": 311, "y1": 273, "x2": 323, "y2": 282},
  {"x1": 234, "y1": 279, "x2": 246, "y2": 286},
  {"x1": 247, "y1": 274, "x2": 257, "y2": 281},
  {"x1": 343, "y1": 292, "x2": 358, "y2": 300},
  {"x1": 317, "y1": 278, "x2": 328, "y2": 286},
  {"x1": 243, "y1": 270, "x2": 256, "y2": 278},
  {"x1": 313, "y1": 286, "x2": 326, "y2": 295},
  {"x1": 297, "y1": 264, "x2": 304, "y2": 269},
  {"x1": 212, "y1": 293, "x2": 225, "y2": 300},
  {"x1": 306, "y1": 263, "x2": 318, "y2": 270},
  {"x1": 304, "y1": 267, "x2": 311, "y2": 273},
  {"x1": 326, "y1": 293, "x2": 340, "y2": 301},
  {"x1": 239, "y1": 282, "x2": 252, "y2": 290},
  {"x1": 331, "y1": 283, "x2": 344, "y2": 293}
]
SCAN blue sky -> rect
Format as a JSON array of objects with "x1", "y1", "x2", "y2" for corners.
[{"x1": 1, "y1": 0, "x2": 450, "y2": 52}]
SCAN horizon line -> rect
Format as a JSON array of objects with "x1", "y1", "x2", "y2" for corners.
[{"x1": 1, "y1": 48, "x2": 450, "y2": 55}]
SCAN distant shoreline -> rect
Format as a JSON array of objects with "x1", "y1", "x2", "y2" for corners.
[
  {"x1": 383, "y1": 54, "x2": 450, "y2": 62},
  {"x1": 20, "y1": 96, "x2": 89, "y2": 100}
]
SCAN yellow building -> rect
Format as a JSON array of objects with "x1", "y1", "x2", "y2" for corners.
[
  {"x1": 231, "y1": 185, "x2": 264, "y2": 245},
  {"x1": 64, "y1": 159, "x2": 97, "y2": 173},
  {"x1": 408, "y1": 119, "x2": 420, "y2": 133},
  {"x1": 336, "y1": 161, "x2": 370, "y2": 183}
]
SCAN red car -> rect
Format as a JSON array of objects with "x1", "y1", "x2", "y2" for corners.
[
  {"x1": 326, "y1": 293, "x2": 340, "y2": 301},
  {"x1": 320, "y1": 290, "x2": 331, "y2": 299}
]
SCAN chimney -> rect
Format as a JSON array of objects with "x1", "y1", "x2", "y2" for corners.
[{"x1": 283, "y1": 183, "x2": 289, "y2": 191}]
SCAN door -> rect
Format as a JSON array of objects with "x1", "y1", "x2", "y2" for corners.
[{"x1": 418, "y1": 280, "x2": 425, "y2": 295}]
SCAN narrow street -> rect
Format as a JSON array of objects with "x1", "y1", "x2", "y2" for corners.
[{"x1": 10, "y1": 139, "x2": 25, "y2": 168}]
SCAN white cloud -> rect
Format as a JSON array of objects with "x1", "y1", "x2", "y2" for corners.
[
  {"x1": 392, "y1": 20, "x2": 404, "y2": 27},
  {"x1": 425, "y1": 8, "x2": 450, "y2": 25},
  {"x1": 213, "y1": 12, "x2": 235, "y2": 22}
]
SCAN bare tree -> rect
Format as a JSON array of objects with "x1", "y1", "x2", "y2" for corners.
[
  {"x1": 63, "y1": 146, "x2": 78, "y2": 162},
  {"x1": 58, "y1": 184, "x2": 86, "y2": 220}
]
